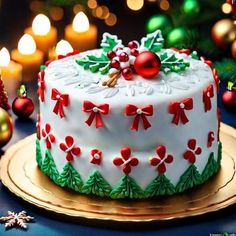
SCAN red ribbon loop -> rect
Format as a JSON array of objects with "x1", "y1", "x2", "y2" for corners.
[
  {"x1": 83, "y1": 101, "x2": 109, "y2": 128},
  {"x1": 37, "y1": 70, "x2": 45, "y2": 102},
  {"x1": 125, "y1": 104, "x2": 153, "y2": 131},
  {"x1": 203, "y1": 84, "x2": 214, "y2": 112},
  {"x1": 169, "y1": 98, "x2": 193, "y2": 125},
  {"x1": 51, "y1": 88, "x2": 69, "y2": 118}
]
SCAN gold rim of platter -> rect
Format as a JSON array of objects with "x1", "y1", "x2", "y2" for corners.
[{"x1": 0, "y1": 123, "x2": 236, "y2": 222}]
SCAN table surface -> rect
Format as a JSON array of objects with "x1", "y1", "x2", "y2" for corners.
[{"x1": 0, "y1": 82, "x2": 236, "y2": 236}]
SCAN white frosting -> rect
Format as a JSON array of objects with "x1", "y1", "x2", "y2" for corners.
[{"x1": 39, "y1": 49, "x2": 219, "y2": 189}]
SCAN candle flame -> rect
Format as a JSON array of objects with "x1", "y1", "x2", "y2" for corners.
[
  {"x1": 56, "y1": 40, "x2": 73, "y2": 56},
  {"x1": 32, "y1": 14, "x2": 51, "y2": 36},
  {"x1": 0, "y1": 47, "x2": 10, "y2": 67},
  {"x1": 72, "y1": 12, "x2": 89, "y2": 33},
  {"x1": 18, "y1": 34, "x2": 36, "y2": 55}
]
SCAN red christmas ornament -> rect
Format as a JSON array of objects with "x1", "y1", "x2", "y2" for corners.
[
  {"x1": 12, "y1": 85, "x2": 34, "y2": 119},
  {"x1": 134, "y1": 51, "x2": 161, "y2": 79},
  {"x1": 222, "y1": 89, "x2": 236, "y2": 112},
  {"x1": 0, "y1": 75, "x2": 10, "y2": 111}
]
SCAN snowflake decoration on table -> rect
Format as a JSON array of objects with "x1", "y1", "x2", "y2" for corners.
[{"x1": 0, "y1": 211, "x2": 34, "y2": 230}]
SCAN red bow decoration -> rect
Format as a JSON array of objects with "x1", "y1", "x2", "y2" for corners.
[
  {"x1": 212, "y1": 68, "x2": 220, "y2": 93},
  {"x1": 125, "y1": 104, "x2": 153, "y2": 131},
  {"x1": 200, "y1": 57, "x2": 213, "y2": 68},
  {"x1": 207, "y1": 131, "x2": 215, "y2": 148},
  {"x1": 83, "y1": 101, "x2": 109, "y2": 128},
  {"x1": 37, "y1": 70, "x2": 45, "y2": 102},
  {"x1": 45, "y1": 50, "x2": 80, "y2": 66},
  {"x1": 171, "y1": 48, "x2": 190, "y2": 55},
  {"x1": 51, "y1": 88, "x2": 69, "y2": 118},
  {"x1": 203, "y1": 84, "x2": 214, "y2": 112},
  {"x1": 169, "y1": 98, "x2": 193, "y2": 125}
]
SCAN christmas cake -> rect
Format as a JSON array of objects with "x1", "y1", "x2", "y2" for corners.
[{"x1": 36, "y1": 30, "x2": 221, "y2": 199}]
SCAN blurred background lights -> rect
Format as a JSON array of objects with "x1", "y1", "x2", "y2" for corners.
[{"x1": 127, "y1": 0, "x2": 144, "y2": 11}]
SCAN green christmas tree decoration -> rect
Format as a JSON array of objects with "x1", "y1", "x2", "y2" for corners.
[
  {"x1": 76, "y1": 53, "x2": 110, "y2": 75},
  {"x1": 175, "y1": 164, "x2": 202, "y2": 193},
  {"x1": 81, "y1": 170, "x2": 112, "y2": 197},
  {"x1": 201, "y1": 153, "x2": 218, "y2": 183},
  {"x1": 110, "y1": 175, "x2": 145, "y2": 199},
  {"x1": 100, "y1": 33, "x2": 123, "y2": 52},
  {"x1": 217, "y1": 142, "x2": 222, "y2": 171},
  {"x1": 140, "y1": 30, "x2": 164, "y2": 52},
  {"x1": 36, "y1": 138, "x2": 43, "y2": 168},
  {"x1": 160, "y1": 52, "x2": 190, "y2": 74},
  {"x1": 41, "y1": 150, "x2": 60, "y2": 184},
  {"x1": 145, "y1": 174, "x2": 175, "y2": 197},
  {"x1": 57, "y1": 162, "x2": 83, "y2": 192}
]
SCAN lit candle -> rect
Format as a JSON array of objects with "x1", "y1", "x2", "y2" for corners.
[
  {"x1": 65, "y1": 12, "x2": 97, "y2": 51},
  {"x1": 0, "y1": 47, "x2": 22, "y2": 95},
  {"x1": 25, "y1": 14, "x2": 57, "y2": 54},
  {"x1": 11, "y1": 34, "x2": 43, "y2": 81},
  {"x1": 48, "y1": 40, "x2": 74, "y2": 60}
]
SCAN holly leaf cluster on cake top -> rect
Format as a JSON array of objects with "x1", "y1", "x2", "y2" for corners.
[{"x1": 76, "y1": 30, "x2": 190, "y2": 87}]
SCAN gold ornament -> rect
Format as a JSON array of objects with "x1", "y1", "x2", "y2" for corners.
[
  {"x1": 0, "y1": 108, "x2": 13, "y2": 148},
  {"x1": 232, "y1": 40, "x2": 236, "y2": 59},
  {"x1": 212, "y1": 19, "x2": 236, "y2": 47}
]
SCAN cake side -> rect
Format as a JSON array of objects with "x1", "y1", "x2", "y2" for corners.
[{"x1": 36, "y1": 31, "x2": 221, "y2": 198}]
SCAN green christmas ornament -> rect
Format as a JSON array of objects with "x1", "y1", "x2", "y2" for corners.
[
  {"x1": 167, "y1": 27, "x2": 189, "y2": 47},
  {"x1": 146, "y1": 14, "x2": 172, "y2": 36},
  {"x1": 182, "y1": 0, "x2": 200, "y2": 16}
]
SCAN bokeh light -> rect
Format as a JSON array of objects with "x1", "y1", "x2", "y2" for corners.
[
  {"x1": 160, "y1": 0, "x2": 170, "y2": 11},
  {"x1": 222, "y1": 3, "x2": 232, "y2": 14},
  {"x1": 105, "y1": 13, "x2": 117, "y2": 26},
  {"x1": 49, "y1": 7, "x2": 64, "y2": 21},
  {"x1": 127, "y1": 0, "x2": 144, "y2": 11}
]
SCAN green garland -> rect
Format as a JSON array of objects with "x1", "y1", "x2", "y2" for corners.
[{"x1": 36, "y1": 139, "x2": 222, "y2": 199}]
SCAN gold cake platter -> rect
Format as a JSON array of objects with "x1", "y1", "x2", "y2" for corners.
[{"x1": 0, "y1": 123, "x2": 236, "y2": 222}]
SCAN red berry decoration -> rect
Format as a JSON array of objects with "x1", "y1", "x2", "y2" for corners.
[
  {"x1": 119, "y1": 52, "x2": 129, "y2": 62},
  {"x1": 110, "y1": 59, "x2": 120, "y2": 69},
  {"x1": 130, "y1": 48, "x2": 139, "y2": 57},
  {"x1": 222, "y1": 89, "x2": 236, "y2": 112},
  {"x1": 134, "y1": 51, "x2": 161, "y2": 79},
  {"x1": 128, "y1": 41, "x2": 139, "y2": 49},
  {"x1": 107, "y1": 50, "x2": 116, "y2": 59},
  {"x1": 122, "y1": 68, "x2": 133, "y2": 80},
  {"x1": 12, "y1": 85, "x2": 34, "y2": 118}
]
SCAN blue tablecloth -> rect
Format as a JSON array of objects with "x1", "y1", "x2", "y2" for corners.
[{"x1": 0, "y1": 82, "x2": 236, "y2": 236}]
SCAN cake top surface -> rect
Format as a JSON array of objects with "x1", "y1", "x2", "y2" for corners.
[{"x1": 44, "y1": 30, "x2": 215, "y2": 102}]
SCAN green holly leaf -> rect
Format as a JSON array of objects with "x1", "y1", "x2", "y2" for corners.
[
  {"x1": 76, "y1": 53, "x2": 110, "y2": 75},
  {"x1": 160, "y1": 52, "x2": 190, "y2": 74},
  {"x1": 100, "y1": 32, "x2": 123, "y2": 52},
  {"x1": 140, "y1": 30, "x2": 164, "y2": 52}
]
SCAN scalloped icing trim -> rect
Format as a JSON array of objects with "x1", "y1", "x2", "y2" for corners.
[{"x1": 36, "y1": 139, "x2": 222, "y2": 199}]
